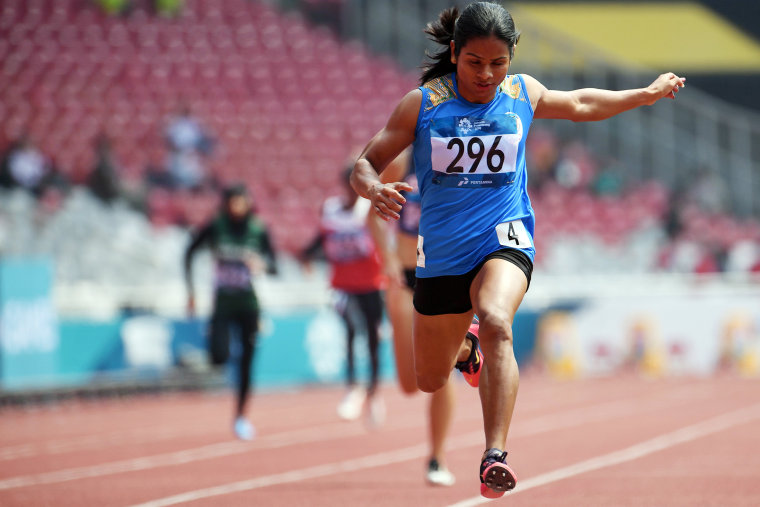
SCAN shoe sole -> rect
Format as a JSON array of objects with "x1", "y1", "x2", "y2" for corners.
[{"x1": 480, "y1": 462, "x2": 517, "y2": 498}]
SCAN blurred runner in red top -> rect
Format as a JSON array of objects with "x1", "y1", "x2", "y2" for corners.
[{"x1": 300, "y1": 167, "x2": 386, "y2": 426}]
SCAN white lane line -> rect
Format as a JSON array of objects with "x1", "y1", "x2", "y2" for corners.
[
  {"x1": 447, "y1": 403, "x2": 760, "y2": 507},
  {"x1": 0, "y1": 421, "x2": 370, "y2": 490},
  {"x1": 0, "y1": 380, "x2": 711, "y2": 462},
  {"x1": 0, "y1": 423, "x2": 215, "y2": 461},
  {"x1": 0, "y1": 396, "x2": 335, "y2": 461},
  {"x1": 0, "y1": 379, "x2": 594, "y2": 461},
  {"x1": 0, "y1": 384, "x2": 715, "y2": 491},
  {"x1": 125, "y1": 393, "x2": 743, "y2": 507},
  {"x1": 130, "y1": 444, "x2": 431, "y2": 507}
]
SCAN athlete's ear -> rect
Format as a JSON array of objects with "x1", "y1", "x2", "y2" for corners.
[{"x1": 450, "y1": 40, "x2": 456, "y2": 64}]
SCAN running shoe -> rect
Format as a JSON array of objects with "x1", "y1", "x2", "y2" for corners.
[
  {"x1": 455, "y1": 322, "x2": 483, "y2": 387},
  {"x1": 479, "y1": 448, "x2": 517, "y2": 498},
  {"x1": 337, "y1": 386, "x2": 366, "y2": 421},
  {"x1": 426, "y1": 458, "x2": 456, "y2": 486},
  {"x1": 367, "y1": 394, "x2": 386, "y2": 427},
  {"x1": 233, "y1": 416, "x2": 256, "y2": 441}
]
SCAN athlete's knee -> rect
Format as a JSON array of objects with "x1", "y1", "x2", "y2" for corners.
[
  {"x1": 398, "y1": 377, "x2": 418, "y2": 395},
  {"x1": 416, "y1": 372, "x2": 448, "y2": 393},
  {"x1": 478, "y1": 310, "x2": 514, "y2": 345}
]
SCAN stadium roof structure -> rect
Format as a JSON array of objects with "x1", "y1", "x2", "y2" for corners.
[{"x1": 512, "y1": 2, "x2": 760, "y2": 73}]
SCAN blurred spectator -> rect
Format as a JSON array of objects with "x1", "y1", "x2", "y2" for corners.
[
  {"x1": 87, "y1": 134, "x2": 122, "y2": 204},
  {"x1": 525, "y1": 128, "x2": 559, "y2": 193},
  {"x1": 592, "y1": 158, "x2": 624, "y2": 196},
  {"x1": 726, "y1": 240, "x2": 760, "y2": 274},
  {"x1": 687, "y1": 167, "x2": 727, "y2": 214},
  {"x1": 143, "y1": 149, "x2": 175, "y2": 191},
  {"x1": 657, "y1": 238, "x2": 726, "y2": 274},
  {"x1": 165, "y1": 104, "x2": 214, "y2": 190},
  {"x1": 0, "y1": 133, "x2": 50, "y2": 196},
  {"x1": 663, "y1": 186, "x2": 688, "y2": 240},
  {"x1": 554, "y1": 141, "x2": 597, "y2": 190},
  {"x1": 694, "y1": 243, "x2": 726, "y2": 274}
]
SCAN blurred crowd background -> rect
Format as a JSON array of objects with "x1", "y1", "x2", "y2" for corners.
[{"x1": 1, "y1": 0, "x2": 759, "y2": 397}]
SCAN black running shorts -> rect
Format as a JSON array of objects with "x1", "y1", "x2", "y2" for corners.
[
  {"x1": 403, "y1": 268, "x2": 416, "y2": 291},
  {"x1": 413, "y1": 248, "x2": 533, "y2": 316}
]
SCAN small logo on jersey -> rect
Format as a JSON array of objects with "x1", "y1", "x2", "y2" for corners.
[
  {"x1": 458, "y1": 177, "x2": 469, "y2": 187},
  {"x1": 458, "y1": 117, "x2": 473, "y2": 135},
  {"x1": 499, "y1": 75, "x2": 523, "y2": 100}
]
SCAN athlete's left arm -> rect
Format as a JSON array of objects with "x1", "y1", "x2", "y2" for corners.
[{"x1": 522, "y1": 73, "x2": 685, "y2": 122}]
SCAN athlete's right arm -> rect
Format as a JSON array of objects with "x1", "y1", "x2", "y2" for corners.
[{"x1": 351, "y1": 89, "x2": 420, "y2": 222}]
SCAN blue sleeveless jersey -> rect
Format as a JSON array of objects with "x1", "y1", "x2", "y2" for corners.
[{"x1": 413, "y1": 73, "x2": 535, "y2": 278}]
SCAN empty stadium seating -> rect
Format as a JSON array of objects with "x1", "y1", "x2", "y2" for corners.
[
  {"x1": 1, "y1": 0, "x2": 758, "y2": 274},
  {"x1": 0, "y1": 0, "x2": 413, "y2": 252}
]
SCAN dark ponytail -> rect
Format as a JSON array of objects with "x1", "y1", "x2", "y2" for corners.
[
  {"x1": 420, "y1": 6, "x2": 459, "y2": 86},
  {"x1": 419, "y1": 2, "x2": 521, "y2": 86}
]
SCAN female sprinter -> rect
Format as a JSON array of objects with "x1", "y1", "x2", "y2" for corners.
[{"x1": 351, "y1": 1, "x2": 685, "y2": 498}]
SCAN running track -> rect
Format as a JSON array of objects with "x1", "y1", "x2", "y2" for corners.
[{"x1": 1, "y1": 374, "x2": 759, "y2": 506}]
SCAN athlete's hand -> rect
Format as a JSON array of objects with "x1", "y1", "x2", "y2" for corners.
[
  {"x1": 646, "y1": 72, "x2": 685, "y2": 103},
  {"x1": 368, "y1": 181, "x2": 413, "y2": 221},
  {"x1": 245, "y1": 253, "x2": 266, "y2": 275}
]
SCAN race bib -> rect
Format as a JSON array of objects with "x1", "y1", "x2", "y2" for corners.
[
  {"x1": 430, "y1": 113, "x2": 522, "y2": 188},
  {"x1": 324, "y1": 230, "x2": 373, "y2": 263},
  {"x1": 495, "y1": 219, "x2": 532, "y2": 249},
  {"x1": 215, "y1": 261, "x2": 253, "y2": 290},
  {"x1": 416, "y1": 235, "x2": 426, "y2": 268}
]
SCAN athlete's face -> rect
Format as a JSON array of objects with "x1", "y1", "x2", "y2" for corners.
[
  {"x1": 451, "y1": 36, "x2": 512, "y2": 104},
  {"x1": 227, "y1": 195, "x2": 250, "y2": 218}
]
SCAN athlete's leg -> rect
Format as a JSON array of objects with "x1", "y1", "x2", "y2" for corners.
[
  {"x1": 337, "y1": 296, "x2": 357, "y2": 387},
  {"x1": 208, "y1": 313, "x2": 230, "y2": 366},
  {"x1": 387, "y1": 280, "x2": 456, "y2": 480},
  {"x1": 413, "y1": 311, "x2": 474, "y2": 393},
  {"x1": 469, "y1": 259, "x2": 527, "y2": 452},
  {"x1": 386, "y1": 282, "x2": 417, "y2": 394},
  {"x1": 236, "y1": 310, "x2": 259, "y2": 418},
  {"x1": 429, "y1": 375, "x2": 455, "y2": 461},
  {"x1": 336, "y1": 295, "x2": 366, "y2": 420},
  {"x1": 356, "y1": 290, "x2": 384, "y2": 396}
]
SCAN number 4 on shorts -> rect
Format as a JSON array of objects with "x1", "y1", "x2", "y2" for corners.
[{"x1": 495, "y1": 220, "x2": 532, "y2": 249}]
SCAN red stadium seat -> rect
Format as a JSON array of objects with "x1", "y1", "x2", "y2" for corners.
[{"x1": 5, "y1": 0, "x2": 645, "y2": 255}]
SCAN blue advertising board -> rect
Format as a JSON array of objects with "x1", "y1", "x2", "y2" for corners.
[
  {"x1": 0, "y1": 264, "x2": 539, "y2": 391},
  {"x1": 0, "y1": 258, "x2": 60, "y2": 389}
]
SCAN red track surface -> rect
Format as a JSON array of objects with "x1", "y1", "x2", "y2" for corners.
[{"x1": 1, "y1": 374, "x2": 759, "y2": 506}]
